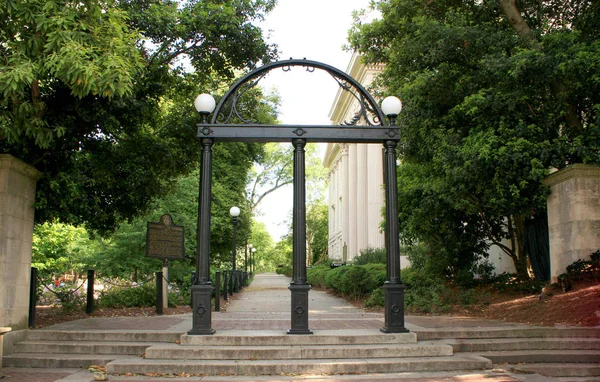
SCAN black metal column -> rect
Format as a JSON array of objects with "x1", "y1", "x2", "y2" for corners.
[
  {"x1": 288, "y1": 138, "x2": 312, "y2": 335},
  {"x1": 381, "y1": 139, "x2": 408, "y2": 333},
  {"x1": 189, "y1": 137, "x2": 216, "y2": 335},
  {"x1": 29, "y1": 267, "x2": 37, "y2": 328},
  {"x1": 86, "y1": 269, "x2": 95, "y2": 314},
  {"x1": 214, "y1": 271, "x2": 221, "y2": 312},
  {"x1": 231, "y1": 216, "x2": 239, "y2": 293},
  {"x1": 156, "y1": 271, "x2": 164, "y2": 315}
]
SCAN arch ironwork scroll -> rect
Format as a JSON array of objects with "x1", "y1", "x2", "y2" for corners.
[{"x1": 211, "y1": 58, "x2": 386, "y2": 127}]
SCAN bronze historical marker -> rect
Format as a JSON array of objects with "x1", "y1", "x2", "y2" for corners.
[{"x1": 146, "y1": 214, "x2": 185, "y2": 260}]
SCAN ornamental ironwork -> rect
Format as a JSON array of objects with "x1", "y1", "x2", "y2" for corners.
[{"x1": 211, "y1": 58, "x2": 385, "y2": 127}]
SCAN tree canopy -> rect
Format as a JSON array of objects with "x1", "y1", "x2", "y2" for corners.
[
  {"x1": 1, "y1": 0, "x2": 278, "y2": 234},
  {"x1": 350, "y1": 0, "x2": 600, "y2": 278}
]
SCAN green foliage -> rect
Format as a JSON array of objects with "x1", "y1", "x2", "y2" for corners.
[
  {"x1": 402, "y1": 267, "x2": 446, "y2": 313},
  {"x1": 275, "y1": 264, "x2": 292, "y2": 277},
  {"x1": 320, "y1": 264, "x2": 385, "y2": 300},
  {"x1": 306, "y1": 265, "x2": 330, "y2": 288},
  {"x1": 307, "y1": 202, "x2": 329, "y2": 265},
  {"x1": 365, "y1": 288, "x2": 384, "y2": 308},
  {"x1": 53, "y1": 283, "x2": 85, "y2": 312},
  {"x1": 32, "y1": 221, "x2": 95, "y2": 284},
  {"x1": 97, "y1": 283, "x2": 156, "y2": 309},
  {"x1": 362, "y1": 263, "x2": 387, "y2": 286},
  {"x1": 349, "y1": 0, "x2": 600, "y2": 280},
  {"x1": 2, "y1": 0, "x2": 278, "y2": 235},
  {"x1": 353, "y1": 247, "x2": 386, "y2": 265},
  {"x1": 0, "y1": 0, "x2": 143, "y2": 147}
]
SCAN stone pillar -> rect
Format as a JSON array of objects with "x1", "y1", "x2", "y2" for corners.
[
  {"x1": 348, "y1": 144, "x2": 357, "y2": 261},
  {"x1": 0, "y1": 155, "x2": 42, "y2": 330},
  {"x1": 544, "y1": 164, "x2": 600, "y2": 282}
]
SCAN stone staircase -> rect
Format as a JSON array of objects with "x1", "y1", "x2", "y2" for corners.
[
  {"x1": 4, "y1": 326, "x2": 600, "y2": 378},
  {"x1": 2, "y1": 330, "x2": 180, "y2": 368},
  {"x1": 106, "y1": 330, "x2": 491, "y2": 375},
  {"x1": 416, "y1": 326, "x2": 600, "y2": 379}
]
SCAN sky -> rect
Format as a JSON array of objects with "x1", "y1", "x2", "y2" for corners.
[{"x1": 252, "y1": 0, "x2": 373, "y2": 240}]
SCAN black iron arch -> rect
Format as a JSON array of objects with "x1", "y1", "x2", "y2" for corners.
[
  {"x1": 189, "y1": 58, "x2": 407, "y2": 337},
  {"x1": 211, "y1": 58, "x2": 386, "y2": 127}
]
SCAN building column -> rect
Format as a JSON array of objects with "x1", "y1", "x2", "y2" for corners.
[
  {"x1": 544, "y1": 164, "x2": 600, "y2": 282},
  {"x1": 340, "y1": 144, "x2": 350, "y2": 262},
  {"x1": 0, "y1": 155, "x2": 41, "y2": 330},
  {"x1": 348, "y1": 144, "x2": 357, "y2": 261}
]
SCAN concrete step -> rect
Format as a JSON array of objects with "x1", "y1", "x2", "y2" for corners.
[
  {"x1": 415, "y1": 327, "x2": 600, "y2": 340},
  {"x1": 447, "y1": 337, "x2": 600, "y2": 352},
  {"x1": 507, "y1": 363, "x2": 600, "y2": 377},
  {"x1": 106, "y1": 354, "x2": 492, "y2": 375},
  {"x1": 477, "y1": 350, "x2": 600, "y2": 364},
  {"x1": 14, "y1": 340, "x2": 156, "y2": 355},
  {"x1": 2, "y1": 353, "x2": 135, "y2": 368},
  {"x1": 26, "y1": 330, "x2": 181, "y2": 343},
  {"x1": 145, "y1": 342, "x2": 453, "y2": 360},
  {"x1": 181, "y1": 330, "x2": 417, "y2": 346}
]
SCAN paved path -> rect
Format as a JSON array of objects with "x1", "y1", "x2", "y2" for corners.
[{"x1": 0, "y1": 273, "x2": 542, "y2": 382}]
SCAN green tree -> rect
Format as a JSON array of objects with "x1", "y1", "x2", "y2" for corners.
[
  {"x1": 350, "y1": 0, "x2": 600, "y2": 279},
  {"x1": 1, "y1": 0, "x2": 278, "y2": 235},
  {"x1": 306, "y1": 202, "x2": 329, "y2": 265},
  {"x1": 32, "y1": 221, "x2": 95, "y2": 283},
  {"x1": 0, "y1": 0, "x2": 143, "y2": 147}
]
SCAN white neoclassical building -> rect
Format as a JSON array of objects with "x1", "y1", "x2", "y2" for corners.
[
  {"x1": 323, "y1": 54, "x2": 390, "y2": 263},
  {"x1": 323, "y1": 53, "x2": 514, "y2": 274}
]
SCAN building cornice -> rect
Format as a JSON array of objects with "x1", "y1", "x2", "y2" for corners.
[{"x1": 543, "y1": 163, "x2": 600, "y2": 186}]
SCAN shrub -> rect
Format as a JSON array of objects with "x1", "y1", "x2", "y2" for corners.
[
  {"x1": 324, "y1": 265, "x2": 349, "y2": 290},
  {"x1": 97, "y1": 282, "x2": 156, "y2": 308},
  {"x1": 402, "y1": 267, "x2": 447, "y2": 313},
  {"x1": 338, "y1": 266, "x2": 376, "y2": 299},
  {"x1": 307, "y1": 265, "x2": 330, "y2": 288},
  {"x1": 353, "y1": 247, "x2": 386, "y2": 265},
  {"x1": 365, "y1": 287, "x2": 384, "y2": 307},
  {"x1": 362, "y1": 263, "x2": 387, "y2": 287},
  {"x1": 276, "y1": 265, "x2": 293, "y2": 277},
  {"x1": 55, "y1": 284, "x2": 84, "y2": 312}
]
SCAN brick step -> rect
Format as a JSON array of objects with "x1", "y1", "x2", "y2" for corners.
[
  {"x1": 447, "y1": 337, "x2": 600, "y2": 352},
  {"x1": 507, "y1": 363, "x2": 600, "y2": 377},
  {"x1": 180, "y1": 330, "x2": 416, "y2": 346},
  {"x1": 106, "y1": 354, "x2": 492, "y2": 375},
  {"x1": 14, "y1": 340, "x2": 157, "y2": 355},
  {"x1": 2, "y1": 353, "x2": 134, "y2": 368},
  {"x1": 26, "y1": 330, "x2": 181, "y2": 343},
  {"x1": 414, "y1": 327, "x2": 600, "y2": 340},
  {"x1": 476, "y1": 350, "x2": 600, "y2": 364},
  {"x1": 144, "y1": 342, "x2": 453, "y2": 360}
]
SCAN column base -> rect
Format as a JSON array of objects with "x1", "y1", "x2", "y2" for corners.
[
  {"x1": 188, "y1": 284, "x2": 215, "y2": 335},
  {"x1": 381, "y1": 282, "x2": 409, "y2": 333},
  {"x1": 288, "y1": 283, "x2": 312, "y2": 335}
]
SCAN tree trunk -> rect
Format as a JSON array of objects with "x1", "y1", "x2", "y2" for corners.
[{"x1": 512, "y1": 214, "x2": 530, "y2": 280}]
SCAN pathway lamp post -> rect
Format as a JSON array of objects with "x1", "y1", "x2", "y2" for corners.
[
  {"x1": 189, "y1": 93, "x2": 217, "y2": 335},
  {"x1": 251, "y1": 247, "x2": 257, "y2": 274},
  {"x1": 380, "y1": 96, "x2": 408, "y2": 334},
  {"x1": 246, "y1": 244, "x2": 252, "y2": 273},
  {"x1": 230, "y1": 206, "x2": 240, "y2": 292}
]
